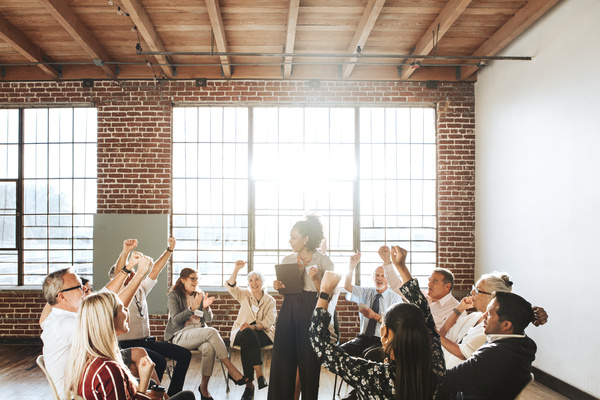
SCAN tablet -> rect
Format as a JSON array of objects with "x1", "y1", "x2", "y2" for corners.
[{"x1": 275, "y1": 263, "x2": 304, "y2": 294}]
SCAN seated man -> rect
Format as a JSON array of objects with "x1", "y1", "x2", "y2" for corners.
[
  {"x1": 380, "y1": 245, "x2": 459, "y2": 328},
  {"x1": 40, "y1": 253, "x2": 153, "y2": 398},
  {"x1": 341, "y1": 252, "x2": 403, "y2": 400},
  {"x1": 439, "y1": 291, "x2": 538, "y2": 399},
  {"x1": 113, "y1": 237, "x2": 192, "y2": 397}
]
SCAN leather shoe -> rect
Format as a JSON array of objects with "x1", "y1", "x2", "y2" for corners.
[
  {"x1": 241, "y1": 386, "x2": 254, "y2": 400},
  {"x1": 257, "y1": 376, "x2": 268, "y2": 390},
  {"x1": 228, "y1": 373, "x2": 250, "y2": 386},
  {"x1": 198, "y1": 386, "x2": 214, "y2": 400}
]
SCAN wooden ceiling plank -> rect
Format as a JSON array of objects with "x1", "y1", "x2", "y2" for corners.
[
  {"x1": 400, "y1": 0, "x2": 473, "y2": 80},
  {"x1": 120, "y1": 0, "x2": 174, "y2": 78},
  {"x1": 0, "y1": 15, "x2": 59, "y2": 79},
  {"x1": 37, "y1": 0, "x2": 117, "y2": 79},
  {"x1": 204, "y1": 0, "x2": 232, "y2": 79},
  {"x1": 460, "y1": 0, "x2": 560, "y2": 80},
  {"x1": 283, "y1": 0, "x2": 300, "y2": 79},
  {"x1": 342, "y1": 0, "x2": 386, "y2": 79}
]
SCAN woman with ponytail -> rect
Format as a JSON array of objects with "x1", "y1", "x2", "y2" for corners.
[
  {"x1": 310, "y1": 246, "x2": 444, "y2": 400},
  {"x1": 64, "y1": 291, "x2": 194, "y2": 400},
  {"x1": 268, "y1": 213, "x2": 334, "y2": 400},
  {"x1": 165, "y1": 268, "x2": 248, "y2": 400}
]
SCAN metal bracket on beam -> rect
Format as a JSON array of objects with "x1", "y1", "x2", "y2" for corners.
[
  {"x1": 455, "y1": 66, "x2": 461, "y2": 80},
  {"x1": 172, "y1": 66, "x2": 177, "y2": 77},
  {"x1": 338, "y1": 65, "x2": 343, "y2": 79},
  {"x1": 397, "y1": 65, "x2": 403, "y2": 77},
  {"x1": 116, "y1": 65, "x2": 120, "y2": 76},
  {"x1": 93, "y1": 59, "x2": 104, "y2": 67}
]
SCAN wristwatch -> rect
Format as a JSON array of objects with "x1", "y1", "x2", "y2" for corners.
[
  {"x1": 319, "y1": 292, "x2": 331, "y2": 301},
  {"x1": 121, "y1": 266, "x2": 132, "y2": 274},
  {"x1": 166, "y1": 247, "x2": 173, "y2": 252}
]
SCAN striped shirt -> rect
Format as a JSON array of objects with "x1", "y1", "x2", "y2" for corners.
[{"x1": 79, "y1": 357, "x2": 136, "y2": 400}]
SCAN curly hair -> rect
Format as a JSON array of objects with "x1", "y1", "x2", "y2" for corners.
[{"x1": 292, "y1": 213, "x2": 325, "y2": 252}]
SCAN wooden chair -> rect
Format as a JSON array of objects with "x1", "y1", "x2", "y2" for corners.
[{"x1": 36, "y1": 355, "x2": 61, "y2": 400}]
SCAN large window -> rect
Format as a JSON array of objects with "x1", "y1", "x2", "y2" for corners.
[
  {"x1": 173, "y1": 106, "x2": 436, "y2": 287},
  {"x1": 0, "y1": 108, "x2": 97, "y2": 286}
]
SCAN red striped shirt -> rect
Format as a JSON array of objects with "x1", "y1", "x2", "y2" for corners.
[{"x1": 79, "y1": 357, "x2": 136, "y2": 400}]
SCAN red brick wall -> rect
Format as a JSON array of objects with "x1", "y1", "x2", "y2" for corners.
[{"x1": 0, "y1": 79, "x2": 474, "y2": 340}]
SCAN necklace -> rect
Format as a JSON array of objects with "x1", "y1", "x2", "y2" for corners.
[{"x1": 297, "y1": 254, "x2": 313, "y2": 268}]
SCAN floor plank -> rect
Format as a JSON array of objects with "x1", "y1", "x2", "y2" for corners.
[{"x1": 0, "y1": 344, "x2": 569, "y2": 399}]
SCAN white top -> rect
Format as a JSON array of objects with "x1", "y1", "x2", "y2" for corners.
[
  {"x1": 281, "y1": 251, "x2": 334, "y2": 292},
  {"x1": 443, "y1": 312, "x2": 486, "y2": 368},
  {"x1": 41, "y1": 307, "x2": 77, "y2": 399},
  {"x1": 346, "y1": 286, "x2": 403, "y2": 337},
  {"x1": 382, "y1": 262, "x2": 458, "y2": 329},
  {"x1": 226, "y1": 282, "x2": 277, "y2": 344},
  {"x1": 118, "y1": 277, "x2": 156, "y2": 341}
]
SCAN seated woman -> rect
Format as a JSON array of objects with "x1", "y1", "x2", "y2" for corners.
[
  {"x1": 438, "y1": 272, "x2": 547, "y2": 368},
  {"x1": 310, "y1": 246, "x2": 444, "y2": 400},
  {"x1": 226, "y1": 260, "x2": 277, "y2": 400},
  {"x1": 164, "y1": 268, "x2": 248, "y2": 400},
  {"x1": 63, "y1": 291, "x2": 194, "y2": 400}
]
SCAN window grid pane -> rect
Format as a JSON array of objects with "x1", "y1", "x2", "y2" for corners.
[
  {"x1": 172, "y1": 107, "x2": 250, "y2": 286},
  {"x1": 20, "y1": 108, "x2": 97, "y2": 285}
]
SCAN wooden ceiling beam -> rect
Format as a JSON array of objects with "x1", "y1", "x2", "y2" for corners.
[
  {"x1": 283, "y1": 0, "x2": 300, "y2": 79},
  {"x1": 120, "y1": 0, "x2": 174, "y2": 78},
  {"x1": 204, "y1": 0, "x2": 232, "y2": 79},
  {"x1": 400, "y1": 0, "x2": 472, "y2": 80},
  {"x1": 37, "y1": 0, "x2": 117, "y2": 79},
  {"x1": 460, "y1": 0, "x2": 560, "y2": 80},
  {"x1": 341, "y1": 0, "x2": 386, "y2": 79},
  {"x1": 0, "y1": 15, "x2": 59, "y2": 79}
]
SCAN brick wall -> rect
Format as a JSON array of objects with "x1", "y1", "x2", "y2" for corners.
[{"x1": 0, "y1": 79, "x2": 475, "y2": 341}]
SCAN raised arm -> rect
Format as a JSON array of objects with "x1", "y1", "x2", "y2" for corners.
[
  {"x1": 439, "y1": 296, "x2": 472, "y2": 337},
  {"x1": 118, "y1": 255, "x2": 152, "y2": 307},
  {"x1": 116, "y1": 239, "x2": 137, "y2": 273},
  {"x1": 148, "y1": 237, "x2": 175, "y2": 281},
  {"x1": 228, "y1": 260, "x2": 246, "y2": 287},
  {"x1": 344, "y1": 253, "x2": 361, "y2": 293},
  {"x1": 390, "y1": 246, "x2": 411, "y2": 283}
]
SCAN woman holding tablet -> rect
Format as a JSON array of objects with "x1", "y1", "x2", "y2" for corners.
[{"x1": 268, "y1": 214, "x2": 334, "y2": 400}]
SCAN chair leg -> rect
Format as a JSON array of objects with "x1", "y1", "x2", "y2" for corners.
[
  {"x1": 337, "y1": 375, "x2": 344, "y2": 396},
  {"x1": 220, "y1": 359, "x2": 230, "y2": 393},
  {"x1": 333, "y1": 374, "x2": 338, "y2": 400}
]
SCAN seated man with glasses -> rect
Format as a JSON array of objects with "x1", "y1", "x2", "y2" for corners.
[
  {"x1": 40, "y1": 249, "x2": 154, "y2": 399},
  {"x1": 112, "y1": 237, "x2": 192, "y2": 397}
]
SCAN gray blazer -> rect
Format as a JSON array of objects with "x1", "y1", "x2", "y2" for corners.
[{"x1": 164, "y1": 289, "x2": 213, "y2": 342}]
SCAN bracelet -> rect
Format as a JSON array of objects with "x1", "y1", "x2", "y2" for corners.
[
  {"x1": 166, "y1": 247, "x2": 173, "y2": 252},
  {"x1": 122, "y1": 266, "x2": 132, "y2": 274},
  {"x1": 452, "y1": 308, "x2": 461, "y2": 317}
]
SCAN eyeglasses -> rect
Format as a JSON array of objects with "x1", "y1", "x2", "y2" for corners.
[
  {"x1": 57, "y1": 284, "x2": 87, "y2": 296},
  {"x1": 189, "y1": 277, "x2": 198, "y2": 282},
  {"x1": 472, "y1": 285, "x2": 492, "y2": 296}
]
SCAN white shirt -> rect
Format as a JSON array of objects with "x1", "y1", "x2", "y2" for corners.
[
  {"x1": 41, "y1": 307, "x2": 77, "y2": 399},
  {"x1": 346, "y1": 286, "x2": 403, "y2": 337},
  {"x1": 443, "y1": 312, "x2": 486, "y2": 368},
  {"x1": 118, "y1": 277, "x2": 156, "y2": 341},
  {"x1": 382, "y1": 262, "x2": 458, "y2": 329}
]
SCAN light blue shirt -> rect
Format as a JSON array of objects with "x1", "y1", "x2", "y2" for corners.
[{"x1": 346, "y1": 286, "x2": 403, "y2": 337}]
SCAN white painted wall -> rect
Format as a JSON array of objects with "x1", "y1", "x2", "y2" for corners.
[{"x1": 474, "y1": 0, "x2": 600, "y2": 396}]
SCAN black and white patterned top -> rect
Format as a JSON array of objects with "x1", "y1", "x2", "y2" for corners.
[{"x1": 309, "y1": 278, "x2": 445, "y2": 400}]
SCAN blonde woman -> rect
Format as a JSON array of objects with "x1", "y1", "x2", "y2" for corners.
[{"x1": 64, "y1": 291, "x2": 194, "y2": 400}]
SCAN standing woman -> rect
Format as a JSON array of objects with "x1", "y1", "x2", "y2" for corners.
[
  {"x1": 164, "y1": 268, "x2": 248, "y2": 400},
  {"x1": 227, "y1": 260, "x2": 277, "y2": 400},
  {"x1": 64, "y1": 291, "x2": 195, "y2": 400},
  {"x1": 268, "y1": 214, "x2": 334, "y2": 400}
]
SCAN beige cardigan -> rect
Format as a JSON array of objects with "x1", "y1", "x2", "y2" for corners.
[{"x1": 226, "y1": 282, "x2": 277, "y2": 344}]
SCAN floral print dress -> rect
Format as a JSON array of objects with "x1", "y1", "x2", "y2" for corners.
[{"x1": 309, "y1": 278, "x2": 445, "y2": 400}]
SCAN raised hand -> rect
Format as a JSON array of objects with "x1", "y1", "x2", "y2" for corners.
[
  {"x1": 234, "y1": 260, "x2": 247, "y2": 271},
  {"x1": 126, "y1": 251, "x2": 142, "y2": 269},
  {"x1": 457, "y1": 296, "x2": 474, "y2": 313},
  {"x1": 137, "y1": 255, "x2": 153, "y2": 275},
  {"x1": 168, "y1": 236, "x2": 176, "y2": 251},
  {"x1": 349, "y1": 253, "x2": 361, "y2": 270},
  {"x1": 321, "y1": 271, "x2": 342, "y2": 295},
  {"x1": 123, "y1": 239, "x2": 138, "y2": 253},
  {"x1": 378, "y1": 245, "x2": 391, "y2": 264},
  {"x1": 391, "y1": 246, "x2": 407, "y2": 267}
]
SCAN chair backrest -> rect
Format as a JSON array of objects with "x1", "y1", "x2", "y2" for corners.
[{"x1": 36, "y1": 355, "x2": 61, "y2": 400}]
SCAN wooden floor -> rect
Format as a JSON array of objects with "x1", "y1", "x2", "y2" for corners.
[{"x1": 0, "y1": 344, "x2": 569, "y2": 400}]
